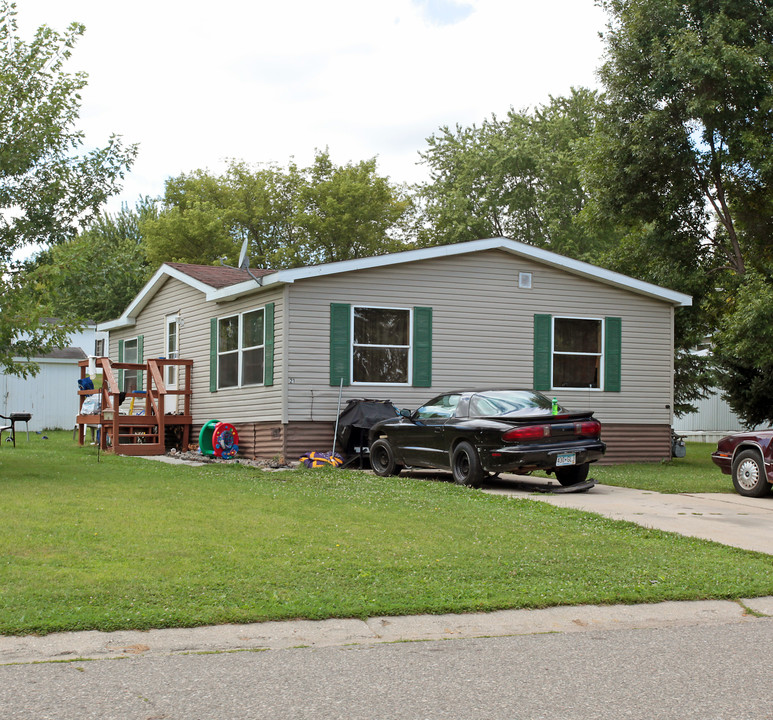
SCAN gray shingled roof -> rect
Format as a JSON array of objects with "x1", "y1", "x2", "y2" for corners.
[{"x1": 40, "y1": 347, "x2": 87, "y2": 360}]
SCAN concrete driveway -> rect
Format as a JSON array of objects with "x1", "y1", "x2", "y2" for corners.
[{"x1": 483, "y1": 475, "x2": 773, "y2": 555}]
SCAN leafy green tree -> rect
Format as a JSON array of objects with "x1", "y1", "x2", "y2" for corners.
[
  {"x1": 417, "y1": 88, "x2": 616, "y2": 260},
  {"x1": 292, "y1": 150, "x2": 410, "y2": 265},
  {"x1": 141, "y1": 161, "x2": 303, "y2": 268},
  {"x1": 141, "y1": 192, "x2": 233, "y2": 267},
  {"x1": 142, "y1": 152, "x2": 411, "y2": 269},
  {"x1": 583, "y1": 0, "x2": 773, "y2": 415},
  {"x1": 713, "y1": 273, "x2": 773, "y2": 427},
  {"x1": 590, "y1": 0, "x2": 773, "y2": 278},
  {"x1": 0, "y1": 2, "x2": 136, "y2": 373},
  {"x1": 26, "y1": 198, "x2": 155, "y2": 322}
]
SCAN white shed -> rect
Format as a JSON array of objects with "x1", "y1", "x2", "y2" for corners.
[{"x1": 1, "y1": 324, "x2": 108, "y2": 431}]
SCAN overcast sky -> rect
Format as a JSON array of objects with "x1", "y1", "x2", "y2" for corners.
[{"x1": 18, "y1": 0, "x2": 609, "y2": 212}]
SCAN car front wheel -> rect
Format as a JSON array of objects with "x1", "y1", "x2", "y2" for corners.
[
  {"x1": 555, "y1": 462, "x2": 590, "y2": 487},
  {"x1": 451, "y1": 441, "x2": 485, "y2": 488},
  {"x1": 370, "y1": 438, "x2": 402, "y2": 477},
  {"x1": 731, "y1": 449, "x2": 771, "y2": 497}
]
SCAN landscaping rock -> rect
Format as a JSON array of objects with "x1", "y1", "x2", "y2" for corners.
[{"x1": 166, "y1": 447, "x2": 297, "y2": 470}]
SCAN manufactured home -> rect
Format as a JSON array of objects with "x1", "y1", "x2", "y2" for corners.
[{"x1": 97, "y1": 238, "x2": 691, "y2": 462}]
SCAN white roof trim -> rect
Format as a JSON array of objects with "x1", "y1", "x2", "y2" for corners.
[
  {"x1": 11, "y1": 356, "x2": 81, "y2": 365},
  {"x1": 103, "y1": 238, "x2": 692, "y2": 329},
  {"x1": 101, "y1": 264, "x2": 216, "y2": 329},
  {"x1": 210, "y1": 237, "x2": 692, "y2": 306}
]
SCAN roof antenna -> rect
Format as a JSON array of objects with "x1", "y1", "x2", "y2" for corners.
[
  {"x1": 237, "y1": 237, "x2": 249, "y2": 269},
  {"x1": 219, "y1": 238, "x2": 263, "y2": 286}
]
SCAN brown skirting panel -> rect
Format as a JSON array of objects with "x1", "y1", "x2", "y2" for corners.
[
  {"x1": 193, "y1": 420, "x2": 336, "y2": 462},
  {"x1": 599, "y1": 423, "x2": 671, "y2": 464},
  {"x1": 193, "y1": 421, "x2": 671, "y2": 465},
  {"x1": 192, "y1": 421, "x2": 284, "y2": 460},
  {"x1": 284, "y1": 421, "x2": 337, "y2": 462},
  {"x1": 236, "y1": 422, "x2": 284, "y2": 460}
]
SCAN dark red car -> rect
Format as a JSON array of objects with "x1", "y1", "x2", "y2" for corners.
[{"x1": 711, "y1": 430, "x2": 773, "y2": 497}]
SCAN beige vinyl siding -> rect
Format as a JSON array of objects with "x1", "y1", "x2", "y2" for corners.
[
  {"x1": 286, "y1": 249, "x2": 675, "y2": 426},
  {"x1": 109, "y1": 276, "x2": 284, "y2": 426}
]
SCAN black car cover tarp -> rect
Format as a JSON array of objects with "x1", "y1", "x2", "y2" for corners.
[{"x1": 336, "y1": 398, "x2": 399, "y2": 460}]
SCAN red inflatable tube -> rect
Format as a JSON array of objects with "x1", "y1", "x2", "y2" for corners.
[{"x1": 212, "y1": 422, "x2": 239, "y2": 459}]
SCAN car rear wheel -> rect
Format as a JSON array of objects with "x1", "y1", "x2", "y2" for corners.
[
  {"x1": 554, "y1": 462, "x2": 590, "y2": 487},
  {"x1": 370, "y1": 438, "x2": 402, "y2": 477},
  {"x1": 731, "y1": 449, "x2": 771, "y2": 497},
  {"x1": 451, "y1": 441, "x2": 484, "y2": 488}
]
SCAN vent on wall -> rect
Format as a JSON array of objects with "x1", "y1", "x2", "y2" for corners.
[{"x1": 518, "y1": 272, "x2": 532, "y2": 289}]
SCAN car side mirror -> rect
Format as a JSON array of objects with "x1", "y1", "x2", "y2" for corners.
[{"x1": 399, "y1": 408, "x2": 412, "y2": 419}]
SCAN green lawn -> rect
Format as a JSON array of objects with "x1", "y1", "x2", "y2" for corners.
[{"x1": 0, "y1": 432, "x2": 766, "y2": 637}]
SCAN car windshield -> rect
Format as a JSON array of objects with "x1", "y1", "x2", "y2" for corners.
[
  {"x1": 469, "y1": 391, "x2": 554, "y2": 417},
  {"x1": 415, "y1": 394, "x2": 461, "y2": 419}
]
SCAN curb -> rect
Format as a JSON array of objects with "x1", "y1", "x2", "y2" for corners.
[{"x1": 3, "y1": 597, "x2": 773, "y2": 665}]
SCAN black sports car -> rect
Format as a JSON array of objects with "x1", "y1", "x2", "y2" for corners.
[{"x1": 368, "y1": 389, "x2": 606, "y2": 487}]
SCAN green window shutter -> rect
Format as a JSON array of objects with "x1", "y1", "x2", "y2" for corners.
[
  {"x1": 137, "y1": 335, "x2": 144, "y2": 391},
  {"x1": 209, "y1": 318, "x2": 218, "y2": 392},
  {"x1": 117, "y1": 339, "x2": 124, "y2": 389},
  {"x1": 264, "y1": 303, "x2": 275, "y2": 387},
  {"x1": 533, "y1": 314, "x2": 552, "y2": 391},
  {"x1": 412, "y1": 307, "x2": 432, "y2": 387},
  {"x1": 605, "y1": 317, "x2": 622, "y2": 392},
  {"x1": 329, "y1": 303, "x2": 351, "y2": 386}
]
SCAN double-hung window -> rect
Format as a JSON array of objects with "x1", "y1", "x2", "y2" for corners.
[
  {"x1": 352, "y1": 306, "x2": 411, "y2": 384},
  {"x1": 123, "y1": 337, "x2": 140, "y2": 392},
  {"x1": 533, "y1": 314, "x2": 621, "y2": 392},
  {"x1": 330, "y1": 303, "x2": 432, "y2": 387},
  {"x1": 217, "y1": 309, "x2": 265, "y2": 389},
  {"x1": 165, "y1": 315, "x2": 179, "y2": 389},
  {"x1": 552, "y1": 317, "x2": 603, "y2": 389}
]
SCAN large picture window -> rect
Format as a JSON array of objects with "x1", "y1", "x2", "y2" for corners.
[
  {"x1": 552, "y1": 317, "x2": 602, "y2": 389},
  {"x1": 217, "y1": 309, "x2": 265, "y2": 389},
  {"x1": 330, "y1": 303, "x2": 431, "y2": 388},
  {"x1": 352, "y1": 306, "x2": 411, "y2": 384}
]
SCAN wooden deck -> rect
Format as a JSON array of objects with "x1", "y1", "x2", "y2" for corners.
[{"x1": 76, "y1": 357, "x2": 193, "y2": 456}]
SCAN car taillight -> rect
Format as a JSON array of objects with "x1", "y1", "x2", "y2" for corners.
[
  {"x1": 575, "y1": 420, "x2": 601, "y2": 438},
  {"x1": 502, "y1": 425, "x2": 551, "y2": 441}
]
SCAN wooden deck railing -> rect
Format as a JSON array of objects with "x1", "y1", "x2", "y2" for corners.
[{"x1": 76, "y1": 357, "x2": 193, "y2": 456}]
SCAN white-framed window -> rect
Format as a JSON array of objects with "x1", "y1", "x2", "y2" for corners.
[
  {"x1": 123, "y1": 337, "x2": 140, "y2": 392},
  {"x1": 552, "y1": 316, "x2": 604, "y2": 389},
  {"x1": 352, "y1": 305, "x2": 412, "y2": 385},
  {"x1": 217, "y1": 308, "x2": 265, "y2": 389},
  {"x1": 165, "y1": 315, "x2": 179, "y2": 389}
]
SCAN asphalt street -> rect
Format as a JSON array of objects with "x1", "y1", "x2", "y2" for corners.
[{"x1": 3, "y1": 618, "x2": 773, "y2": 719}]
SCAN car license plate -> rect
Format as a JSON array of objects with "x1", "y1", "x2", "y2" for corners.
[{"x1": 556, "y1": 453, "x2": 576, "y2": 467}]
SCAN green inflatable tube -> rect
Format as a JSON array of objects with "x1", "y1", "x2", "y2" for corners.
[{"x1": 199, "y1": 419, "x2": 220, "y2": 456}]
